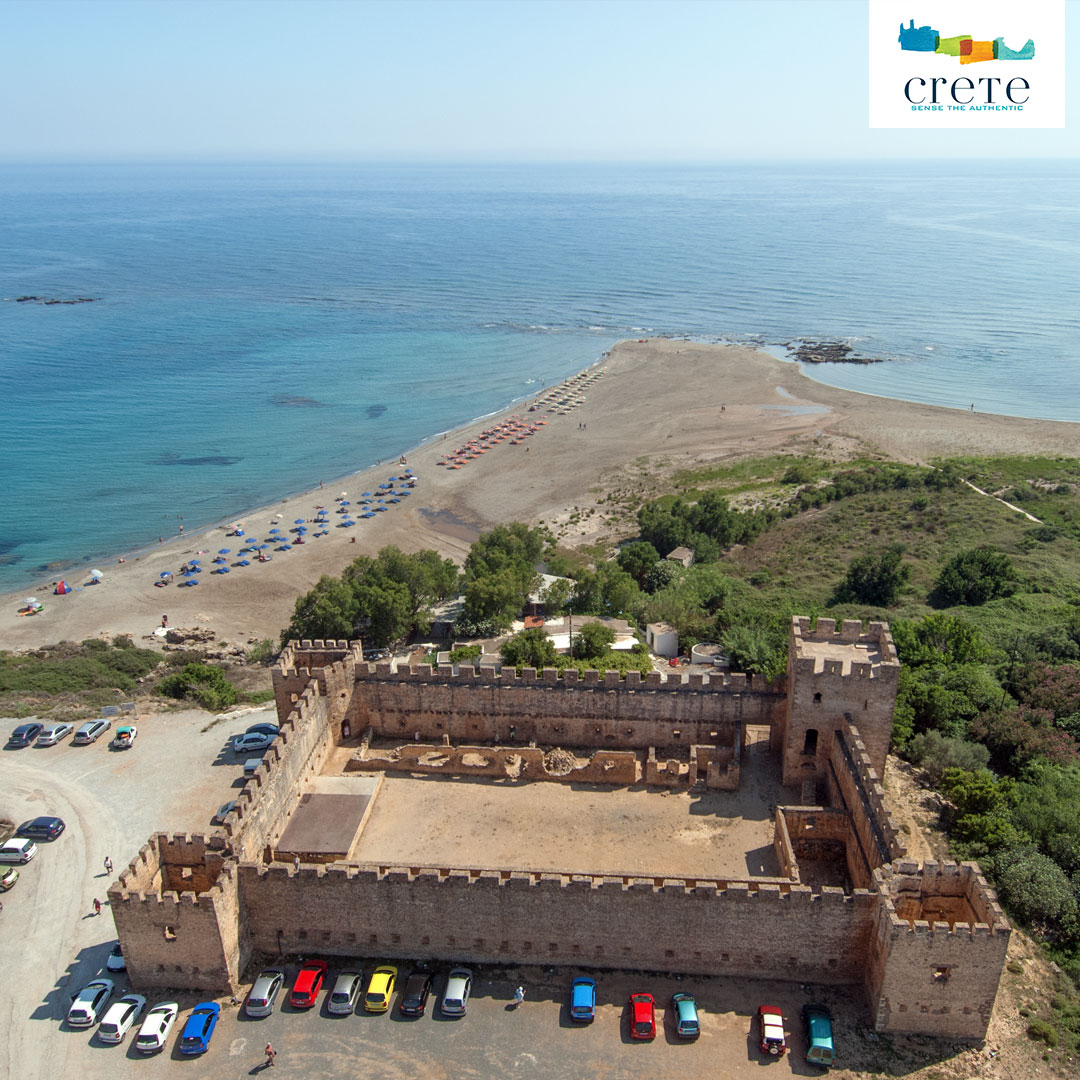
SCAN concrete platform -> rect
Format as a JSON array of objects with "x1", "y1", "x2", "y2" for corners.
[{"x1": 275, "y1": 775, "x2": 381, "y2": 860}]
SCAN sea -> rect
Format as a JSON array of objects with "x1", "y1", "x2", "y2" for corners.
[{"x1": 2, "y1": 160, "x2": 1078, "y2": 593}]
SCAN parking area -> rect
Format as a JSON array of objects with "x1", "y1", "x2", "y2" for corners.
[{"x1": 3, "y1": 705, "x2": 860, "y2": 1079}]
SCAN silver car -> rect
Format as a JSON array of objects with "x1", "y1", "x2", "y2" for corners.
[
  {"x1": 245, "y1": 969, "x2": 285, "y2": 1017},
  {"x1": 73, "y1": 718, "x2": 111, "y2": 744},
  {"x1": 327, "y1": 969, "x2": 364, "y2": 1015},
  {"x1": 441, "y1": 968, "x2": 473, "y2": 1016},
  {"x1": 37, "y1": 723, "x2": 74, "y2": 746},
  {"x1": 67, "y1": 978, "x2": 114, "y2": 1027},
  {"x1": 97, "y1": 993, "x2": 146, "y2": 1043}
]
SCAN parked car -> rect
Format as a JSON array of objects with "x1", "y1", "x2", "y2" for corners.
[
  {"x1": 232, "y1": 731, "x2": 275, "y2": 754},
  {"x1": 289, "y1": 960, "x2": 328, "y2": 1008},
  {"x1": 37, "y1": 723, "x2": 74, "y2": 747},
  {"x1": 73, "y1": 718, "x2": 111, "y2": 744},
  {"x1": 106, "y1": 942, "x2": 126, "y2": 972},
  {"x1": 7, "y1": 722, "x2": 43, "y2": 747},
  {"x1": 111, "y1": 725, "x2": 137, "y2": 749},
  {"x1": 364, "y1": 966, "x2": 398, "y2": 1013},
  {"x1": 134, "y1": 1001, "x2": 178, "y2": 1054},
  {"x1": 16, "y1": 816, "x2": 65, "y2": 841},
  {"x1": 212, "y1": 801, "x2": 237, "y2": 825},
  {"x1": 398, "y1": 970, "x2": 433, "y2": 1016},
  {"x1": 179, "y1": 1001, "x2": 220, "y2": 1054},
  {"x1": 97, "y1": 993, "x2": 146, "y2": 1043},
  {"x1": 672, "y1": 992, "x2": 700, "y2": 1038},
  {"x1": 0, "y1": 867, "x2": 19, "y2": 891},
  {"x1": 67, "y1": 978, "x2": 115, "y2": 1027},
  {"x1": 758, "y1": 1004, "x2": 788, "y2": 1055},
  {"x1": 802, "y1": 1003, "x2": 835, "y2": 1066},
  {"x1": 0, "y1": 838, "x2": 37, "y2": 864},
  {"x1": 245, "y1": 722, "x2": 280, "y2": 738},
  {"x1": 328, "y1": 969, "x2": 364, "y2": 1015},
  {"x1": 245, "y1": 969, "x2": 285, "y2": 1017},
  {"x1": 440, "y1": 968, "x2": 472, "y2": 1016},
  {"x1": 629, "y1": 992, "x2": 656, "y2": 1040},
  {"x1": 569, "y1": 977, "x2": 596, "y2": 1022}
]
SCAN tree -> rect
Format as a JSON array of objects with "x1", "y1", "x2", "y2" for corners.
[
  {"x1": 500, "y1": 626, "x2": 558, "y2": 669},
  {"x1": 892, "y1": 613, "x2": 988, "y2": 667},
  {"x1": 540, "y1": 576, "x2": 573, "y2": 617},
  {"x1": 933, "y1": 546, "x2": 1017, "y2": 607},
  {"x1": 895, "y1": 663, "x2": 1002, "y2": 740},
  {"x1": 644, "y1": 560, "x2": 681, "y2": 594},
  {"x1": 463, "y1": 570, "x2": 525, "y2": 628},
  {"x1": 462, "y1": 523, "x2": 544, "y2": 627},
  {"x1": 832, "y1": 547, "x2": 910, "y2": 606},
  {"x1": 991, "y1": 846, "x2": 1079, "y2": 941},
  {"x1": 617, "y1": 541, "x2": 660, "y2": 586},
  {"x1": 720, "y1": 625, "x2": 784, "y2": 678},
  {"x1": 939, "y1": 768, "x2": 1025, "y2": 857},
  {"x1": 572, "y1": 621, "x2": 616, "y2": 659},
  {"x1": 284, "y1": 575, "x2": 359, "y2": 643}
]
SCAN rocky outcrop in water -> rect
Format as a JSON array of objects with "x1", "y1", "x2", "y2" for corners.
[
  {"x1": 786, "y1": 340, "x2": 882, "y2": 364},
  {"x1": 8, "y1": 296, "x2": 99, "y2": 305}
]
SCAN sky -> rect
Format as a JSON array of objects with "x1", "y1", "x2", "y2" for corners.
[{"x1": 1, "y1": 0, "x2": 1076, "y2": 161}]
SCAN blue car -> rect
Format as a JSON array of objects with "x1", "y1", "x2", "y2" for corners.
[
  {"x1": 569, "y1": 977, "x2": 596, "y2": 1022},
  {"x1": 179, "y1": 1001, "x2": 220, "y2": 1055},
  {"x1": 672, "y1": 992, "x2": 700, "y2": 1038}
]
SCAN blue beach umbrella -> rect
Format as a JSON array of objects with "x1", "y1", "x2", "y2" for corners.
[
  {"x1": 294, "y1": 518, "x2": 306, "y2": 524},
  {"x1": 187, "y1": 578, "x2": 199, "y2": 586},
  {"x1": 218, "y1": 548, "x2": 230, "y2": 555},
  {"x1": 237, "y1": 559, "x2": 250, "y2": 566},
  {"x1": 189, "y1": 558, "x2": 201, "y2": 564},
  {"x1": 159, "y1": 571, "x2": 171, "y2": 578},
  {"x1": 379, "y1": 482, "x2": 392, "y2": 489},
  {"x1": 269, "y1": 528, "x2": 281, "y2": 535},
  {"x1": 398, "y1": 490, "x2": 410, "y2": 496},
  {"x1": 361, "y1": 492, "x2": 372, "y2": 497}
]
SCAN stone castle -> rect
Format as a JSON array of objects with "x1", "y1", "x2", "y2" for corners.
[{"x1": 110, "y1": 617, "x2": 1010, "y2": 1040}]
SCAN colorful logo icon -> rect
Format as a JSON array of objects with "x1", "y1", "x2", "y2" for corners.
[{"x1": 898, "y1": 19, "x2": 1034, "y2": 63}]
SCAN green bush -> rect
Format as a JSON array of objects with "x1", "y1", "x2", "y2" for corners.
[
  {"x1": 247, "y1": 639, "x2": 277, "y2": 665},
  {"x1": 1027, "y1": 1019, "x2": 1059, "y2": 1047},
  {"x1": 157, "y1": 662, "x2": 240, "y2": 711},
  {"x1": 933, "y1": 547, "x2": 1018, "y2": 607}
]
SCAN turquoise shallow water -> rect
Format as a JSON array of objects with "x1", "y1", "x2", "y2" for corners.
[{"x1": 2, "y1": 161, "x2": 1078, "y2": 591}]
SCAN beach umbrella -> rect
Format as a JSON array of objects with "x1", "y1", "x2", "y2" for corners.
[
  {"x1": 361, "y1": 491, "x2": 372, "y2": 497},
  {"x1": 269, "y1": 528, "x2": 281, "y2": 535},
  {"x1": 296, "y1": 526, "x2": 307, "y2": 533},
  {"x1": 24, "y1": 597, "x2": 38, "y2": 605},
  {"x1": 90, "y1": 569, "x2": 103, "y2": 579},
  {"x1": 159, "y1": 571, "x2": 171, "y2": 579},
  {"x1": 379, "y1": 482, "x2": 392, "y2": 489},
  {"x1": 340, "y1": 500, "x2": 350, "y2": 506},
  {"x1": 213, "y1": 556, "x2": 226, "y2": 564},
  {"x1": 218, "y1": 548, "x2": 230, "y2": 555},
  {"x1": 237, "y1": 559, "x2": 250, "y2": 566},
  {"x1": 294, "y1": 518, "x2": 306, "y2": 525},
  {"x1": 187, "y1": 578, "x2": 199, "y2": 586},
  {"x1": 189, "y1": 558, "x2": 201, "y2": 564}
]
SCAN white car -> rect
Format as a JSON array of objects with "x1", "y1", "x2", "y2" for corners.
[
  {"x1": 67, "y1": 978, "x2": 114, "y2": 1027},
  {"x1": 134, "y1": 1001, "x2": 179, "y2": 1054},
  {"x1": 0, "y1": 838, "x2": 37, "y2": 864},
  {"x1": 97, "y1": 994, "x2": 146, "y2": 1043}
]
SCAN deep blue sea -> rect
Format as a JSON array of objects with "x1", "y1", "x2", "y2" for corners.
[{"x1": 2, "y1": 161, "x2": 1078, "y2": 592}]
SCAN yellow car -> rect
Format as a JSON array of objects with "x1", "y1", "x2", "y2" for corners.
[{"x1": 363, "y1": 966, "x2": 397, "y2": 1013}]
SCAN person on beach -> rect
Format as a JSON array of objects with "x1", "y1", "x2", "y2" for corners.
[
  {"x1": 93, "y1": 898, "x2": 101, "y2": 916},
  {"x1": 104, "y1": 856, "x2": 113, "y2": 875},
  {"x1": 162, "y1": 614, "x2": 168, "y2": 628},
  {"x1": 179, "y1": 524, "x2": 183, "y2": 534},
  {"x1": 264, "y1": 1044, "x2": 276, "y2": 1066}
]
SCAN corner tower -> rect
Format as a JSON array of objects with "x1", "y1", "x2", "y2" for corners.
[{"x1": 780, "y1": 617, "x2": 900, "y2": 786}]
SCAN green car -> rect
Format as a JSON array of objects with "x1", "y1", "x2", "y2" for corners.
[
  {"x1": 802, "y1": 1003, "x2": 835, "y2": 1066},
  {"x1": 0, "y1": 867, "x2": 18, "y2": 891}
]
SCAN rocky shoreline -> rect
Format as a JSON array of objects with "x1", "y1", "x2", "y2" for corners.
[{"x1": 785, "y1": 340, "x2": 883, "y2": 365}]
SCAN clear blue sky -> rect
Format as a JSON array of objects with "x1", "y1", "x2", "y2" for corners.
[{"x1": 1, "y1": 0, "x2": 1075, "y2": 161}]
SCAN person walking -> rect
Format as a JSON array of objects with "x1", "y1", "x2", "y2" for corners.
[
  {"x1": 104, "y1": 856, "x2": 113, "y2": 875},
  {"x1": 264, "y1": 1043, "x2": 277, "y2": 1067},
  {"x1": 93, "y1": 898, "x2": 101, "y2": 916},
  {"x1": 161, "y1": 614, "x2": 168, "y2": 628},
  {"x1": 513, "y1": 985, "x2": 525, "y2": 1006}
]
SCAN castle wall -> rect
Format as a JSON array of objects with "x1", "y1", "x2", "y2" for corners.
[
  {"x1": 826, "y1": 722, "x2": 906, "y2": 876},
  {"x1": 867, "y1": 862, "x2": 1011, "y2": 1039},
  {"x1": 334, "y1": 662, "x2": 784, "y2": 750},
  {"x1": 239, "y1": 862, "x2": 878, "y2": 985}
]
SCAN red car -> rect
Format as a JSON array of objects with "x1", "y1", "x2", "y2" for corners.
[
  {"x1": 629, "y1": 992, "x2": 656, "y2": 1040},
  {"x1": 289, "y1": 961, "x2": 328, "y2": 1008},
  {"x1": 758, "y1": 1004, "x2": 788, "y2": 1055}
]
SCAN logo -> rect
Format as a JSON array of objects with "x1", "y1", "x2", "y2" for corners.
[{"x1": 869, "y1": 1, "x2": 1064, "y2": 129}]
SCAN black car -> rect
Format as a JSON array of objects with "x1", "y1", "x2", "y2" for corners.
[
  {"x1": 398, "y1": 970, "x2": 434, "y2": 1015},
  {"x1": 245, "y1": 722, "x2": 280, "y2": 738},
  {"x1": 8, "y1": 723, "x2": 43, "y2": 748},
  {"x1": 16, "y1": 816, "x2": 65, "y2": 841}
]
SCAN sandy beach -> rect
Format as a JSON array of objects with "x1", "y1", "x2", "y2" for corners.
[{"x1": 4, "y1": 339, "x2": 1079, "y2": 652}]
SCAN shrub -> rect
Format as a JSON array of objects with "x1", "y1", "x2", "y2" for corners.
[
  {"x1": 832, "y1": 547, "x2": 910, "y2": 606},
  {"x1": 247, "y1": 639, "x2": 277, "y2": 665},
  {"x1": 933, "y1": 547, "x2": 1017, "y2": 607},
  {"x1": 907, "y1": 731, "x2": 990, "y2": 785},
  {"x1": 157, "y1": 662, "x2": 240, "y2": 711},
  {"x1": 1027, "y1": 1019, "x2": 1059, "y2": 1047}
]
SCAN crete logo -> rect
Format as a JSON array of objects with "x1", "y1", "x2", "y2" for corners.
[{"x1": 898, "y1": 18, "x2": 1034, "y2": 63}]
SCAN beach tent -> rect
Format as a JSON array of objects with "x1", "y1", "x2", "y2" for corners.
[{"x1": 55, "y1": 580, "x2": 71, "y2": 595}]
